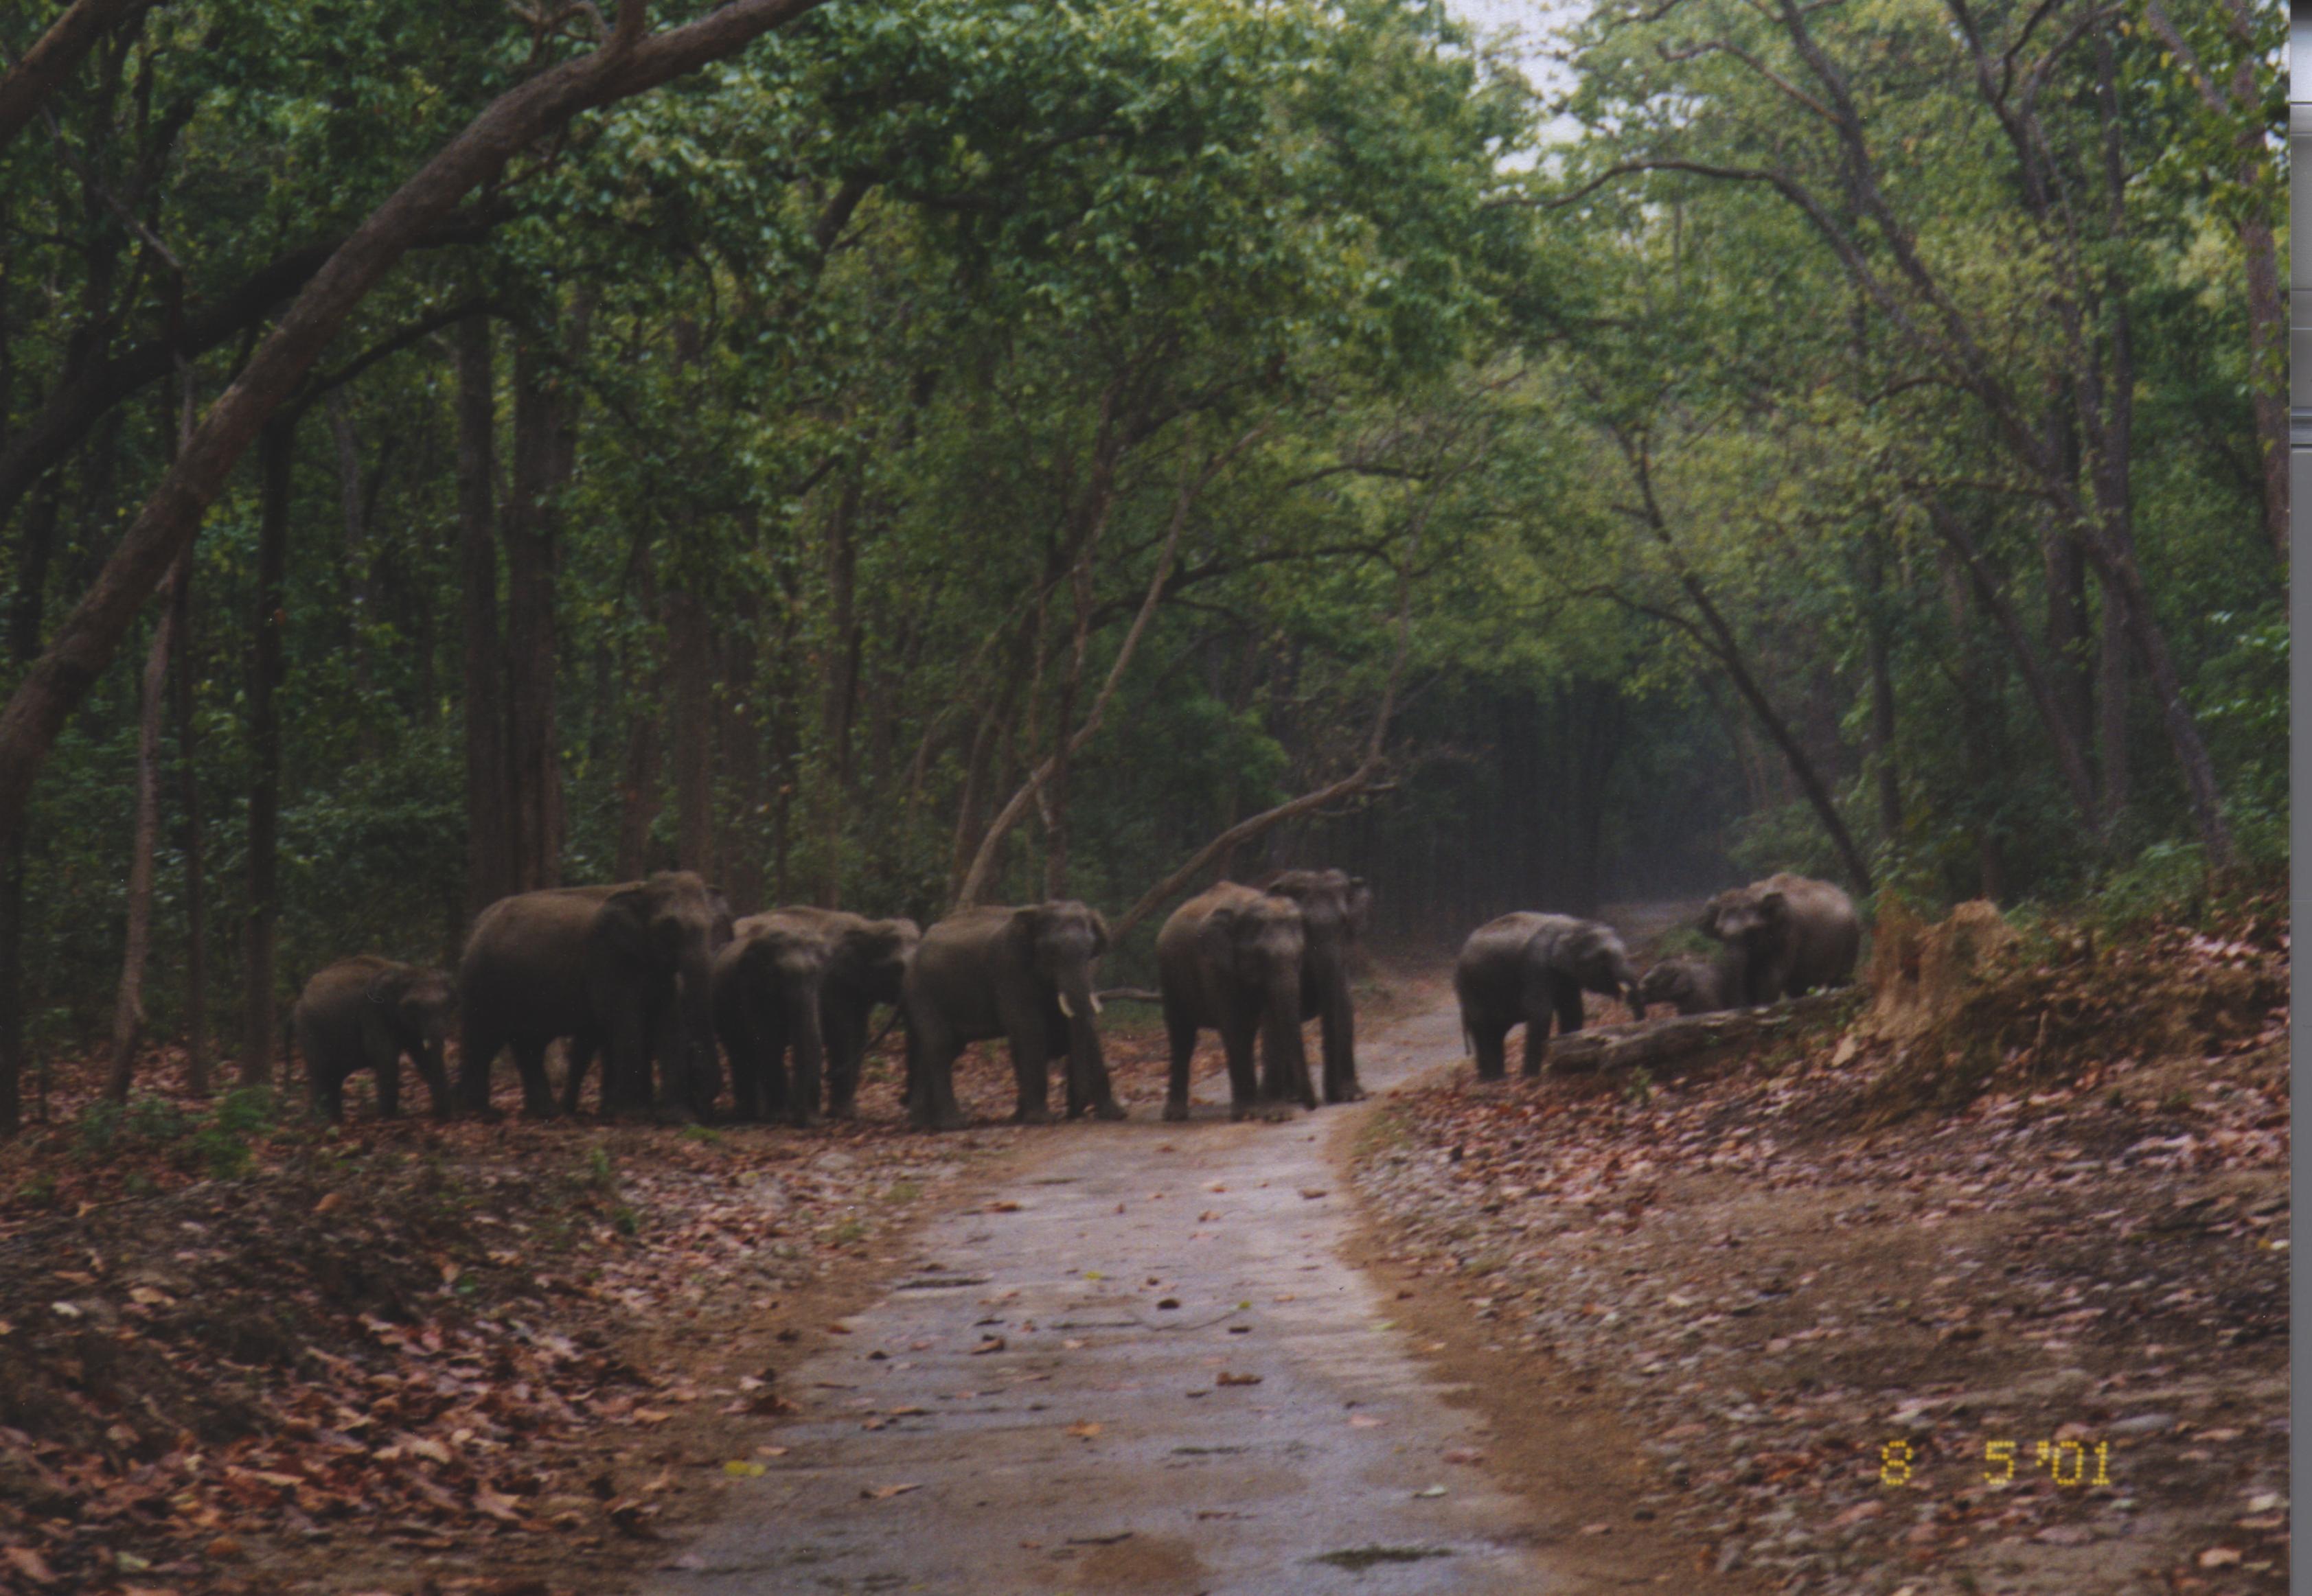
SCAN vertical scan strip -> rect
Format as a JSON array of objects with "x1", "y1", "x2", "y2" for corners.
[{"x1": 2291, "y1": 4, "x2": 2311, "y2": 1569}]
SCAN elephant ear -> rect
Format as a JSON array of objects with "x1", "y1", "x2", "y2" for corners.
[
  {"x1": 1759, "y1": 888, "x2": 1790, "y2": 923},
  {"x1": 363, "y1": 966, "x2": 400, "y2": 1008},
  {"x1": 599, "y1": 887, "x2": 661, "y2": 962},
  {"x1": 1196, "y1": 905, "x2": 1242, "y2": 975},
  {"x1": 1699, "y1": 899, "x2": 1724, "y2": 939},
  {"x1": 1007, "y1": 905, "x2": 1044, "y2": 955}
]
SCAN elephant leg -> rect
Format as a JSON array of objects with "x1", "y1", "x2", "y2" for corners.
[
  {"x1": 907, "y1": 1024, "x2": 966, "y2": 1133},
  {"x1": 1237, "y1": 1018, "x2": 1288, "y2": 1121},
  {"x1": 604, "y1": 1008, "x2": 652, "y2": 1120},
  {"x1": 374, "y1": 1048, "x2": 403, "y2": 1119},
  {"x1": 762, "y1": 1013, "x2": 812, "y2": 1129},
  {"x1": 1469, "y1": 1009, "x2": 1509, "y2": 1082},
  {"x1": 562, "y1": 1034, "x2": 598, "y2": 1117},
  {"x1": 457, "y1": 1027, "x2": 503, "y2": 1116},
  {"x1": 1320, "y1": 986, "x2": 1360, "y2": 1105},
  {"x1": 511, "y1": 1039, "x2": 556, "y2": 1118},
  {"x1": 1162, "y1": 994, "x2": 1199, "y2": 1122},
  {"x1": 1008, "y1": 1020, "x2": 1053, "y2": 1126},
  {"x1": 724, "y1": 1025, "x2": 764, "y2": 1122},
  {"x1": 823, "y1": 1001, "x2": 865, "y2": 1119},
  {"x1": 414, "y1": 1044, "x2": 454, "y2": 1120}
]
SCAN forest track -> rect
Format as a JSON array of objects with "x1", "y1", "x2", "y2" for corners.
[{"x1": 643, "y1": 992, "x2": 1654, "y2": 1596}]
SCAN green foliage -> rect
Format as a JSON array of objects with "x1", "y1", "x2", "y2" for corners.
[{"x1": 0, "y1": 0, "x2": 2281, "y2": 1088}]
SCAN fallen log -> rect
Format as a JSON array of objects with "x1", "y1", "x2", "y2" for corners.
[
  {"x1": 1096, "y1": 987, "x2": 1164, "y2": 1005},
  {"x1": 1542, "y1": 991, "x2": 1855, "y2": 1075}
]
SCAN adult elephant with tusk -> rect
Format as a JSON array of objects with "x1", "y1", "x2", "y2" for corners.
[
  {"x1": 902, "y1": 900, "x2": 1121, "y2": 1131},
  {"x1": 1260, "y1": 868, "x2": 1371, "y2": 1105},
  {"x1": 1454, "y1": 912, "x2": 1639, "y2": 1081},
  {"x1": 458, "y1": 871, "x2": 724, "y2": 1120},
  {"x1": 711, "y1": 913, "x2": 833, "y2": 1126},
  {"x1": 1155, "y1": 881, "x2": 1315, "y2": 1121}
]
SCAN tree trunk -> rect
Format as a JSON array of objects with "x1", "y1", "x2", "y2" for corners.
[
  {"x1": 669, "y1": 583, "x2": 713, "y2": 877},
  {"x1": 169, "y1": 546, "x2": 207, "y2": 1093},
  {"x1": 108, "y1": 552, "x2": 185, "y2": 1100},
  {"x1": 816, "y1": 478, "x2": 860, "y2": 906},
  {"x1": 455, "y1": 314, "x2": 509, "y2": 915},
  {"x1": 325, "y1": 390, "x2": 375, "y2": 693},
  {"x1": 0, "y1": 480, "x2": 61, "y2": 1135},
  {"x1": 240, "y1": 419, "x2": 290, "y2": 1089},
  {"x1": 501, "y1": 323, "x2": 571, "y2": 891},
  {"x1": 718, "y1": 580, "x2": 766, "y2": 914},
  {"x1": 2098, "y1": 575, "x2": 2129, "y2": 828},
  {"x1": 615, "y1": 559, "x2": 665, "y2": 881}
]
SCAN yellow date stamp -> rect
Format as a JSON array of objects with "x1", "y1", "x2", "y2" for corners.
[{"x1": 1879, "y1": 1438, "x2": 2114, "y2": 1488}]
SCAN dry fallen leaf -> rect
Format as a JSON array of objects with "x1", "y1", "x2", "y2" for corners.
[
  {"x1": 1215, "y1": 1371, "x2": 1262, "y2": 1387},
  {"x1": 1066, "y1": 1420, "x2": 1103, "y2": 1439},
  {"x1": 2199, "y1": 1548, "x2": 2243, "y2": 1569},
  {"x1": 862, "y1": 1482, "x2": 923, "y2": 1501},
  {"x1": 1349, "y1": 1415, "x2": 1383, "y2": 1429},
  {"x1": 3, "y1": 1547, "x2": 56, "y2": 1584},
  {"x1": 972, "y1": 1335, "x2": 1007, "y2": 1354}
]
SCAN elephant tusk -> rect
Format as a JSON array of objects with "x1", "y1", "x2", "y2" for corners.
[
  {"x1": 1056, "y1": 993, "x2": 1075, "y2": 1019},
  {"x1": 1089, "y1": 991, "x2": 1103, "y2": 1015}
]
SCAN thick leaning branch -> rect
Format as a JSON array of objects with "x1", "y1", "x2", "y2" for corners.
[
  {"x1": 0, "y1": 0, "x2": 145, "y2": 150},
  {"x1": 952, "y1": 421, "x2": 1270, "y2": 908},
  {"x1": 1106, "y1": 470, "x2": 1434, "y2": 943},
  {"x1": 0, "y1": 0, "x2": 832, "y2": 844}
]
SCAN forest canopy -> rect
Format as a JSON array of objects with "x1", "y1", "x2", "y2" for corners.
[{"x1": 0, "y1": 0, "x2": 2285, "y2": 1127}]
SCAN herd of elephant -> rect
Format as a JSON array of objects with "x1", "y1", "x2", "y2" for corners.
[
  {"x1": 290, "y1": 865, "x2": 1857, "y2": 1129},
  {"x1": 1452, "y1": 870, "x2": 1862, "y2": 1079},
  {"x1": 288, "y1": 868, "x2": 1377, "y2": 1131}
]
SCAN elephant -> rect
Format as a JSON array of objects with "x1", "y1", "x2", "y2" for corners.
[
  {"x1": 1154, "y1": 881, "x2": 1316, "y2": 1122},
  {"x1": 293, "y1": 956, "x2": 457, "y2": 1122},
  {"x1": 759, "y1": 906, "x2": 920, "y2": 1119},
  {"x1": 1698, "y1": 872, "x2": 1861, "y2": 1005},
  {"x1": 457, "y1": 871, "x2": 723, "y2": 1120},
  {"x1": 1633, "y1": 950, "x2": 1746, "y2": 1017},
  {"x1": 902, "y1": 901, "x2": 1121, "y2": 1131},
  {"x1": 711, "y1": 914, "x2": 833, "y2": 1126},
  {"x1": 1259, "y1": 868, "x2": 1371, "y2": 1105},
  {"x1": 1453, "y1": 912, "x2": 1639, "y2": 1080}
]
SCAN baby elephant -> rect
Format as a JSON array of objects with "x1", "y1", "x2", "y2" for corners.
[
  {"x1": 1454, "y1": 912, "x2": 1638, "y2": 1080},
  {"x1": 1699, "y1": 872, "x2": 1860, "y2": 1005},
  {"x1": 1634, "y1": 951, "x2": 1746, "y2": 1017},
  {"x1": 294, "y1": 956, "x2": 458, "y2": 1122}
]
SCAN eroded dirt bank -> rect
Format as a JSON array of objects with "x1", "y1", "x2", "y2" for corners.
[{"x1": 1354, "y1": 913, "x2": 2289, "y2": 1596}]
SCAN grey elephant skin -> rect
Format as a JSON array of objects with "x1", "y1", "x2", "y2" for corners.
[
  {"x1": 711, "y1": 912, "x2": 834, "y2": 1126},
  {"x1": 1699, "y1": 872, "x2": 1860, "y2": 1004},
  {"x1": 1634, "y1": 950, "x2": 1746, "y2": 1017},
  {"x1": 1156, "y1": 881, "x2": 1316, "y2": 1121},
  {"x1": 458, "y1": 872, "x2": 723, "y2": 1120},
  {"x1": 902, "y1": 901, "x2": 1121, "y2": 1131},
  {"x1": 1260, "y1": 868, "x2": 1371, "y2": 1105},
  {"x1": 763, "y1": 906, "x2": 919, "y2": 1119},
  {"x1": 293, "y1": 956, "x2": 457, "y2": 1122},
  {"x1": 1454, "y1": 912, "x2": 1638, "y2": 1080}
]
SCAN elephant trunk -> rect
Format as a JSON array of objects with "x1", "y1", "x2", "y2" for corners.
[
  {"x1": 1057, "y1": 966, "x2": 1108, "y2": 1112},
  {"x1": 1262, "y1": 975, "x2": 1312, "y2": 1107},
  {"x1": 785, "y1": 969, "x2": 827, "y2": 1126},
  {"x1": 675, "y1": 949, "x2": 718, "y2": 1119}
]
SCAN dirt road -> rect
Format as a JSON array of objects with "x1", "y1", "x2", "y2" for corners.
[{"x1": 647, "y1": 997, "x2": 1619, "y2": 1595}]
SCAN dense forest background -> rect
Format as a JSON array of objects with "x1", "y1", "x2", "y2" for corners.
[{"x1": 0, "y1": 0, "x2": 2285, "y2": 1128}]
